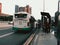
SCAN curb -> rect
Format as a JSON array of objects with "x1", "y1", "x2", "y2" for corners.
[{"x1": 23, "y1": 29, "x2": 38, "y2": 45}]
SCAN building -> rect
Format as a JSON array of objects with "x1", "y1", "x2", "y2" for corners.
[
  {"x1": 15, "y1": 5, "x2": 32, "y2": 14},
  {"x1": 19, "y1": 7, "x2": 25, "y2": 12},
  {"x1": 0, "y1": 3, "x2": 2, "y2": 14},
  {"x1": 0, "y1": 13, "x2": 13, "y2": 21},
  {"x1": 0, "y1": 3, "x2": 13, "y2": 21},
  {"x1": 26, "y1": 5, "x2": 31, "y2": 14},
  {"x1": 15, "y1": 5, "x2": 19, "y2": 13}
]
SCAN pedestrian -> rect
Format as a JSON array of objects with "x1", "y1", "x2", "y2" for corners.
[{"x1": 56, "y1": 21, "x2": 60, "y2": 45}]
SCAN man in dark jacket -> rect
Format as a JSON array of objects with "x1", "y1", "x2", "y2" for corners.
[{"x1": 56, "y1": 20, "x2": 60, "y2": 45}]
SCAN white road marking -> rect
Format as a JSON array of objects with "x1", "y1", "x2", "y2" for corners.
[
  {"x1": 34, "y1": 35, "x2": 38, "y2": 42},
  {"x1": 0, "y1": 32, "x2": 14, "y2": 38}
]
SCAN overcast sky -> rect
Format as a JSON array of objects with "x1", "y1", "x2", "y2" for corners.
[{"x1": 0, "y1": 0, "x2": 58, "y2": 19}]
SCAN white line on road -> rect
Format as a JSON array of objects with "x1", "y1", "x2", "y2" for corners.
[
  {"x1": 34, "y1": 35, "x2": 38, "y2": 42},
  {"x1": 0, "y1": 32, "x2": 14, "y2": 38}
]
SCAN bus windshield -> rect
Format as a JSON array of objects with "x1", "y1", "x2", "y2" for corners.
[{"x1": 15, "y1": 14, "x2": 27, "y2": 18}]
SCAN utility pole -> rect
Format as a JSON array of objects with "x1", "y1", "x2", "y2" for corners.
[
  {"x1": 43, "y1": 0, "x2": 45, "y2": 12},
  {"x1": 58, "y1": 0, "x2": 60, "y2": 12},
  {"x1": 41, "y1": 0, "x2": 45, "y2": 29}
]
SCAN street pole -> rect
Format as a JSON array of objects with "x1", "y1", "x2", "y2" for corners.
[{"x1": 43, "y1": 0, "x2": 45, "y2": 12}]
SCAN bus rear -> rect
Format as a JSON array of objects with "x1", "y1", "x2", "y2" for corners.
[{"x1": 13, "y1": 12, "x2": 31, "y2": 31}]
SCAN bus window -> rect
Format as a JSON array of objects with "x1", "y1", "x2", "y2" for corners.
[{"x1": 15, "y1": 14, "x2": 27, "y2": 18}]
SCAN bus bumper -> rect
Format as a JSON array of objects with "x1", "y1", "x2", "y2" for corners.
[{"x1": 12, "y1": 27, "x2": 31, "y2": 31}]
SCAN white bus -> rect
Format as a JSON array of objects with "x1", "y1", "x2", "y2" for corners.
[{"x1": 12, "y1": 12, "x2": 32, "y2": 31}]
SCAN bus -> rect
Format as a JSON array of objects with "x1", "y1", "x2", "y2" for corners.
[{"x1": 12, "y1": 12, "x2": 32, "y2": 31}]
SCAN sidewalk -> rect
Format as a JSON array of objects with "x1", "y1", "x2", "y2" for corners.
[
  {"x1": 0, "y1": 23, "x2": 13, "y2": 30},
  {"x1": 31, "y1": 30, "x2": 57, "y2": 45}
]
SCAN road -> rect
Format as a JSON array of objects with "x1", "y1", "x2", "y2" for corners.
[
  {"x1": 0, "y1": 28, "x2": 13, "y2": 36},
  {"x1": 31, "y1": 29, "x2": 57, "y2": 45},
  {"x1": 0, "y1": 27, "x2": 34, "y2": 45},
  {"x1": 0, "y1": 23, "x2": 57, "y2": 45}
]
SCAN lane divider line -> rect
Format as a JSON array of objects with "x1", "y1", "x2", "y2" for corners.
[{"x1": 0, "y1": 32, "x2": 14, "y2": 38}]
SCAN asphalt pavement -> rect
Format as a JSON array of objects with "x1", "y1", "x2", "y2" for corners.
[
  {"x1": 0, "y1": 32, "x2": 31, "y2": 45},
  {"x1": 0, "y1": 22, "x2": 37, "y2": 45},
  {"x1": 0, "y1": 22, "x2": 57, "y2": 45},
  {"x1": 0, "y1": 27, "x2": 34, "y2": 45},
  {"x1": 0, "y1": 28, "x2": 13, "y2": 36}
]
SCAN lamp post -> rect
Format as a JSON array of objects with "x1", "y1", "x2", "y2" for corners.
[{"x1": 43, "y1": 0, "x2": 45, "y2": 12}]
